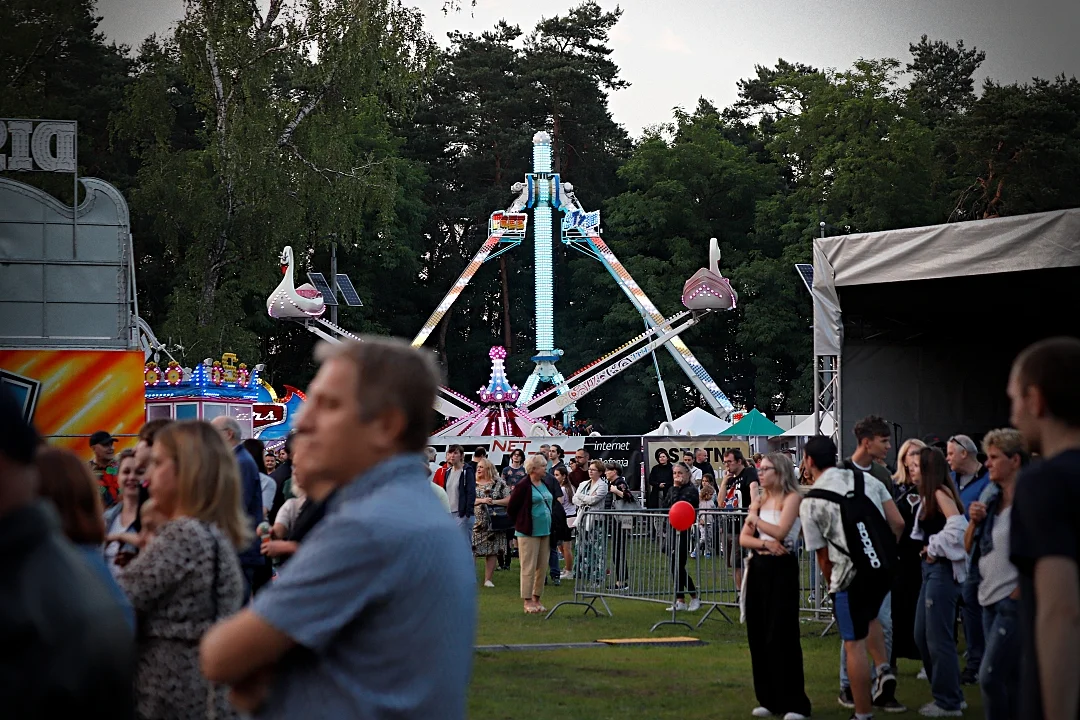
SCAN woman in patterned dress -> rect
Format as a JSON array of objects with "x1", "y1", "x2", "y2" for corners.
[
  {"x1": 118, "y1": 420, "x2": 251, "y2": 720},
  {"x1": 473, "y1": 458, "x2": 510, "y2": 587}
]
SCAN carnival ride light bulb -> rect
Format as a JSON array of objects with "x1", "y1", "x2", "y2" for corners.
[{"x1": 532, "y1": 131, "x2": 552, "y2": 173}]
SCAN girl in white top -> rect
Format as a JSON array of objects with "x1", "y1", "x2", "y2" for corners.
[{"x1": 739, "y1": 452, "x2": 811, "y2": 720}]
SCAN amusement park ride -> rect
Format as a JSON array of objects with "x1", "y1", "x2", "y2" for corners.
[{"x1": 267, "y1": 131, "x2": 739, "y2": 436}]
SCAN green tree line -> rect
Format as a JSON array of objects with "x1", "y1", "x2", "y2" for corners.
[{"x1": 3, "y1": 0, "x2": 1078, "y2": 432}]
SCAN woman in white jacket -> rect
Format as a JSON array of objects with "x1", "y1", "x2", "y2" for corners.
[
  {"x1": 911, "y1": 447, "x2": 968, "y2": 718},
  {"x1": 572, "y1": 460, "x2": 609, "y2": 586}
]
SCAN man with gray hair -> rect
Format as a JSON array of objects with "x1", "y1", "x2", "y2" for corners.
[
  {"x1": 202, "y1": 337, "x2": 476, "y2": 720},
  {"x1": 211, "y1": 415, "x2": 267, "y2": 598},
  {"x1": 945, "y1": 432, "x2": 991, "y2": 686}
]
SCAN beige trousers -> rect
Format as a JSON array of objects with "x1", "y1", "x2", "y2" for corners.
[{"x1": 517, "y1": 534, "x2": 551, "y2": 599}]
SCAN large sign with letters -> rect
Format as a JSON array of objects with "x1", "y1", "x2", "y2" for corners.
[{"x1": 0, "y1": 119, "x2": 77, "y2": 173}]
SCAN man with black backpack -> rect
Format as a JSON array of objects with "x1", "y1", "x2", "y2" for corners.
[{"x1": 801, "y1": 436, "x2": 906, "y2": 720}]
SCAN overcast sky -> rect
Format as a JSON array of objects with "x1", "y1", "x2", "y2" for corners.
[{"x1": 96, "y1": 0, "x2": 1079, "y2": 137}]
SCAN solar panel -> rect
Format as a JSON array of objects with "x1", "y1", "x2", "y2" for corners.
[
  {"x1": 335, "y1": 274, "x2": 364, "y2": 307},
  {"x1": 794, "y1": 263, "x2": 814, "y2": 295},
  {"x1": 306, "y1": 272, "x2": 338, "y2": 306}
]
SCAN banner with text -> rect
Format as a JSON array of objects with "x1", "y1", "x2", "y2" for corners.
[
  {"x1": 583, "y1": 436, "x2": 643, "y2": 490},
  {"x1": 644, "y1": 436, "x2": 752, "y2": 482}
]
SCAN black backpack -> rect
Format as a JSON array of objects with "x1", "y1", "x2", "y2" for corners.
[{"x1": 806, "y1": 467, "x2": 896, "y2": 581}]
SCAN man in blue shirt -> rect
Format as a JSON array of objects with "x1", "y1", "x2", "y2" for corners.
[
  {"x1": 201, "y1": 337, "x2": 476, "y2": 720},
  {"x1": 212, "y1": 415, "x2": 266, "y2": 600}
]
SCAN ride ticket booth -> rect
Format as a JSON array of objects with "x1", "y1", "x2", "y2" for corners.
[{"x1": 143, "y1": 352, "x2": 260, "y2": 438}]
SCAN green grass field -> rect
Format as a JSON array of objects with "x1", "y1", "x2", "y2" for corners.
[{"x1": 468, "y1": 560, "x2": 983, "y2": 719}]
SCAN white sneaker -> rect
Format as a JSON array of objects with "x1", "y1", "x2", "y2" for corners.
[
  {"x1": 917, "y1": 667, "x2": 928, "y2": 680},
  {"x1": 751, "y1": 708, "x2": 773, "y2": 718},
  {"x1": 483, "y1": 580, "x2": 495, "y2": 588},
  {"x1": 687, "y1": 597, "x2": 702, "y2": 612},
  {"x1": 782, "y1": 714, "x2": 809, "y2": 720},
  {"x1": 560, "y1": 569, "x2": 573, "y2": 579},
  {"x1": 665, "y1": 600, "x2": 688, "y2": 611},
  {"x1": 918, "y1": 702, "x2": 962, "y2": 717}
]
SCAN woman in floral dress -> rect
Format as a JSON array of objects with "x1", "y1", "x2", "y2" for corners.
[
  {"x1": 118, "y1": 421, "x2": 249, "y2": 720},
  {"x1": 473, "y1": 458, "x2": 510, "y2": 587}
]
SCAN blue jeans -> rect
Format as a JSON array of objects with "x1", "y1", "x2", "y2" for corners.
[
  {"x1": 915, "y1": 561, "x2": 964, "y2": 711},
  {"x1": 840, "y1": 591, "x2": 893, "y2": 688},
  {"x1": 979, "y1": 596, "x2": 1019, "y2": 720},
  {"x1": 960, "y1": 566, "x2": 984, "y2": 673},
  {"x1": 455, "y1": 515, "x2": 474, "y2": 546}
]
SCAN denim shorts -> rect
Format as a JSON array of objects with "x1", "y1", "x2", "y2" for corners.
[{"x1": 833, "y1": 574, "x2": 890, "y2": 641}]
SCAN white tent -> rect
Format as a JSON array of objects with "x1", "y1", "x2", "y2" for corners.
[
  {"x1": 811, "y1": 207, "x2": 1080, "y2": 451},
  {"x1": 647, "y1": 407, "x2": 731, "y2": 435},
  {"x1": 775, "y1": 412, "x2": 835, "y2": 438}
]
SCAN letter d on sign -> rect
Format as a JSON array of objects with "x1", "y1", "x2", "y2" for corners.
[{"x1": 31, "y1": 122, "x2": 77, "y2": 172}]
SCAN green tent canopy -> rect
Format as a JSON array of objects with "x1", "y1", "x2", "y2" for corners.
[{"x1": 717, "y1": 408, "x2": 785, "y2": 437}]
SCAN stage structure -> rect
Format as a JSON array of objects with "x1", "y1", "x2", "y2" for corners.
[
  {"x1": 410, "y1": 131, "x2": 736, "y2": 426},
  {"x1": 812, "y1": 208, "x2": 1080, "y2": 458}
]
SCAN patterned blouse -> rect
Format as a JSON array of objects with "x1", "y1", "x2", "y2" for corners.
[{"x1": 118, "y1": 517, "x2": 244, "y2": 720}]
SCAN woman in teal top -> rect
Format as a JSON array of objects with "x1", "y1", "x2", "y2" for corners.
[{"x1": 507, "y1": 454, "x2": 554, "y2": 614}]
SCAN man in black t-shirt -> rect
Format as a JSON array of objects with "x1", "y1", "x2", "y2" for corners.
[
  {"x1": 1008, "y1": 337, "x2": 1080, "y2": 720},
  {"x1": 720, "y1": 448, "x2": 759, "y2": 590},
  {"x1": 721, "y1": 448, "x2": 759, "y2": 509}
]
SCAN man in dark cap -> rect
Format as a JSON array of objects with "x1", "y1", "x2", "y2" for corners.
[
  {"x1": 88, "y1": 429, "x2": 119, "y2": 508},
  {"x1": 0, "y1": 388, "x2": 135, "y2": 719}
]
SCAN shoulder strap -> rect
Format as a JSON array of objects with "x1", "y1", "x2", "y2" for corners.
[
  {"x1": 806, "y1": 488, "x2": 845, "y2": 503},
  {"x1": 200, "y1": 522, "x2": 221, "y2": 620},
  {"x1": 852, "y1": 467, "x2": 865, "y2": 499}
]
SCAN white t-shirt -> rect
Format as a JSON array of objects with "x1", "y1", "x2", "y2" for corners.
[
  {"x1": 275, "y1": 496, "x2": 305, "y2": 536},
  {"x1": 799, "y1": 466, "x2": 893, "y2": 594},
  {"x1": 259, "y1": 473, "x2": 276, "y2": 514},
  {"x1": 977, "y1": 506, "x2": 1018, "y2": 606},
  {"x1": 688, "y1": 465, "x2": 703, "y2": 487}
]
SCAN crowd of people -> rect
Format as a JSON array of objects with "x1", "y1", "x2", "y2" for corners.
[
  {"x1": 4, "y1": 337, "x2": 477, "y2": 719},
  {"x1": 3, "y1": 335, "x2": 1078, "y2": 720},
  {"x1": 735, "y1": 337, "x2": 1080, "y2": 720}
]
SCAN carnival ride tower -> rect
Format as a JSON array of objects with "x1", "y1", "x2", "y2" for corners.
[{"x1": 518, "y1": 132, "x2": 572, "y2": 416}]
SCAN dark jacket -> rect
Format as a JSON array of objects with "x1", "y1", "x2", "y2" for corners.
[
  {"x1": 647, "y1": 463, "x2": 673, "y2": 509},
  {"x1": 234, "y1": 444, "x2": 266, "y2": 568},
  {"x1": 665, "y1": 481, "x2": 700, "y2": 511},
  {"x1": 508, "y1": 478, "x2": 554, "y2": 536},
  {"x1": 965, "y1": 482, "x2": 1004, "y2": 597},
  {"x1": 1, "y1": 502, "x2": 135, "y2": 719},
  {"x1": 605, "y1": 475, "x2": 633, "y2": 510},
  {"x1": 268, "y1": 459, "x2": 292, "y2": 523},
  {"x1": 456, "y1": 464, "x2": 477, "y2": 518}
]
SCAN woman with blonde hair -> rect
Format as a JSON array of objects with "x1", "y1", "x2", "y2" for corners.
[
  {"x1": 507, "y1": 453, "x2": 555, "y2": 613},
  {"x1": 118, "y1": 420, "x2": 249, "y2": 720},
  {"x1": 740, "y1": 452, "x2": 811, "y2": 719},
  {"x1": 891, "y1": 438, "x2": 927, "y2": 667},
  {"x1": 472, "y1": 457, "x2": 510, "y2": 588}
]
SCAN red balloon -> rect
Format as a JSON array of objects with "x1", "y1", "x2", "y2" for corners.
[{"x1": 668, "y1": 500, "x2": 696, "y2": 531}]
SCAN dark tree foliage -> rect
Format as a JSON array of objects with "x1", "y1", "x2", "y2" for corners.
[{"x1": 3, "y1": 7, "x2": 1077, "y2": 431}]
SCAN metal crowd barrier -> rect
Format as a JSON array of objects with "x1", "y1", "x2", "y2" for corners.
[{"x1": 546, "y1": 509, "x2": 834, "y2": 632}]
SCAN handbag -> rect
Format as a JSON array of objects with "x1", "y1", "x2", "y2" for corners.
[
  {"x1": 490, "y1": 505, "x2": 514, "y2": 532},
  {"x1": 205, "y1": 523, "x2": 221, "y2": 720}
]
